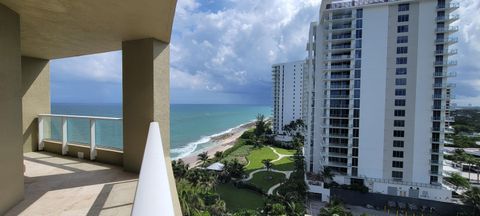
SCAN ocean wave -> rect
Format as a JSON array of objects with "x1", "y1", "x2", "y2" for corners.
[{"x1": 170, "y1": 120, "x2": 256, "y2": 160}]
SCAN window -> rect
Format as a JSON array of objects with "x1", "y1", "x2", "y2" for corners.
[
  {"x1": 394, "y1": 120, "x2": 405, "y2": 127},
  {"x1": 354, "y1": 99, "x2": 360, "y2": 108},
  {"x1": 356, "y1": 20, "x2": 363, "y2": 29},
  {"x1": 397, "y1": 36, "x2": 408, "y2": 44},
  {"x1": 355, "y1": 50, "x2": 362, "y2": 58},
  {"x1": 354, "y1": 80, "x2": 361, "y2": 88},
  {"x1": 399, "y1": 3, "x2": 410, "y2": 12},
  {"x1": 394, "y1": 130, "x2": 405, "y2": 137},
  {"x1": 355, "y1": 60, "x2": 361, "y2": 68},
  {"x1": 397, "y1": 25, "x2": 409, "y2": 33},
  {"x1": 357, "y1": 9, "x2": 363, "y2": 18},
  {"x1": 393, "y1": 140, "x2": 404, "y2": 147},
  {"x1": 356, "y1": 40, "x2": 362, "y2": 48},
  {"x1": 392, "y1": 161, "x2": 404, "y2": 168},
  {"x1": 395, "y1": 89, "x2": 406, "y2": 96},
  {"x1": 393, "y1": 151, "x2": 404, "y2": 158},
  {"x1": 392, "y1": 171, "x2": 403, "y2": 179},
  {"x1": 397, "y1": 47, "x2": 408, "y2": 54},
  {"x1": 355, "y1": 70, "x2": 361, "y2": 78},
  {"x1": 395, "y1": 99, "x2": 406, "y2": 106},
  {"x1": 396, "y1": 78, "x2": 407, "y2": 85},
  {"x1": 394, "y1": 110, "x2": 406, "y2": 117},
  {"x1": 396, "y1": 68, "x2": 407, "y2": 75},
  {"x1": 354, "y1": 90, "x2": 360, "y2": 98},
  {"x1": 356, "y1": 30, "x2": 362, "y2": 38},
  {"x1": 398, "y1": 15, "x2": 409, "y2": 22},
  {"x1": 396, "y1": 57, "x2": 407, "y2": 64}
]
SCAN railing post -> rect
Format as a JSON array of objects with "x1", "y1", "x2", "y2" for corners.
[
  {"x1": 62, "y1": 116, "x2": 68, "y2": 155},
  {"x1": 38, "y1": 116, "x2": 44, "y2": 151},
  {"x1": 90, "y1": 119, "x2": 96, "y2": 160}
]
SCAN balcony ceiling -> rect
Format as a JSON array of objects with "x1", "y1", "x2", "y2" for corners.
[{"x1": 0, "y1": 0, "x2": 177, "y2": 59}]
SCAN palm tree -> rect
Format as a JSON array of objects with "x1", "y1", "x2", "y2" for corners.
[
  {"x1": 172, "y1": 159, "x2": 189, "y2": 179},
  {"x1": 255, "y1": 114, "x2": 266, "y2": 137},
  {"x1": 226, "y1": 158, "x2": 245, "y2": 178},
  {"x1": 197, "y1": 151, "x2": 209, "y2": 167},
  {"x1": 214, "y1": 151, "x2": 223, "y2": 161},
  {"x1": 319, "y1": 200, "x2": 352, "y2": 216},
  {"x1": 262, "y1": 159, "x2": 273, "y2": 172},
  {"x1": 208, "y1": 199, "x2": 227, "y2": 216},
  {"x1": 448, "y1": 172, "x2": 470, "y2": 191},
  {"x1": 177, "y1": 179, "x2": 206, "y2": 216},
  {"x1": 462, "y1": 187, "x2": 480, "y2": 215},
  {"x1": 321, "y1": 167, "x2": 335, "y2": 184}
]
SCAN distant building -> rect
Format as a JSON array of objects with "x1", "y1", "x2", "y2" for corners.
[
  {"x1": 272, "y1": 61, "x2": 305, "y2": 135},
  {"x1": 302, "y1": 0, "x2": 458, "y2": 202}
]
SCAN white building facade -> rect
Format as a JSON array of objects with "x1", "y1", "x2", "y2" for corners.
[
  {"x1": 303, "y1": 0, "x2": 458, "y2": 202},
  {"x1": 272, "y1": 61, "x2": 305, "y2": 135}
]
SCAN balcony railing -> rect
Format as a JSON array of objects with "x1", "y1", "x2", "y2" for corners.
[
  {"x1": 437, "y1": 3, "x2": 460, "y2": 10},
  {"x1": 38, "y1": 114, "x2": 123, "y2": 160},
  {"x1": 433, "y1": 83, "x2": 456, "y2": 88},
  {"x1": 435, "y1": 26, "x2": 459, "y2": 33},
  {"x1": 435, "y1": 37, "x2": 458, "y2": 44},
  {"x1": 361, "y1": 176, "x2": 442, "y2": 189},
  {"x1": 433, "y1": 71, "x2": 456, "y2": 77},
  {"x1": 434, "y1": 49, "x2": 458, "y2": 55},
  {"x1": 433, "y1": 60, "x2": 457, "y2": 66},
  {"x1": 436, "y1": 14, "x2": 460, "y2": 22}
]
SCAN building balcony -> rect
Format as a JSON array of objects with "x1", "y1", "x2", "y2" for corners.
[
  {"x1": 433, "y1": 71, "x2": 456, "y2": 78},
  {"x1": 430, "y1": 148, "x2": 441, "y2": 154},
  {"x1": 327, "y1": 25, "x2": 353, "y2": 31},
  {"x1": 429, "y1": 170, "x2": 443, "y2": 176},
  {"x1": 324, "y1": 54, "x2": 352, "y2": 61},
  {"x1": 328, "y1": 161, "x2": 350, "y2": 168},
  {"x1": 437, "y1": 3, "x2": 460, "y2": 11},
  {"x1": 325, "y1": 14, "x2": 354, "y2": 22},
  {"x1": 433, "y1": 83, "x2": 456, "y2": 89},
  {"x1": 435, "y1": 37, "x2": 458, "y2": 44},
  {"x1": 430, "y1": 159, "x2": 440, "y2": 165},
  {"x1": 433, "y1": 60, "x2": 457, "y2": 66},
  {"x1": 434, "y1": 49, "x2": 458, "y2": 56},
  {"x1": 432, "y1": 116, "x2": 455, "y2": 121},
  {"x1": 435, "y1": 26, "x2": 459, "y2": 33},
  {"x1": 328, "y1": 152, "x2": 350, "y2": 158},
  {"x1": 324, "y1": 65, "x2": 352, "y2": 71},
  {"x1": 436, "y1": 14, "x2": 460, "y2": 23}
]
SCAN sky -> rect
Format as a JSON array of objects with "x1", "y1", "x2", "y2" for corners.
[{"x1": 51, "y1": 0, "x2": 480, "y2": 106}]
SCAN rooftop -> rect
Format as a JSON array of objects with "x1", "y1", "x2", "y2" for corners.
[{"x1": 5, "y1": 152, "x2": 138, "y2": 216}]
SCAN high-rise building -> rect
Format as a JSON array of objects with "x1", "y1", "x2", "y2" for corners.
[
  {"x1": 272, "y1": 61, "x2": 305, "y2": 135},
  {"x1": 303, "y1": 0, "x2": 458, "y2": 201}
]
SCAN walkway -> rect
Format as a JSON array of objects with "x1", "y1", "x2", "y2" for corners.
[
  {"x1": 6, "y1": 152, "x2": 138, "y2": 216},
  {"x1": 243, "y1": 147, "x2": 295, "y2": 195}
]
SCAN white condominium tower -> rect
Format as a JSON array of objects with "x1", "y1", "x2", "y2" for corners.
[
  {"x1": 303, "y1": 0, "x2": 458, "y2": 201},
  {"x1": 272, "y1": 61, "x2": 305, "y2": 135}
]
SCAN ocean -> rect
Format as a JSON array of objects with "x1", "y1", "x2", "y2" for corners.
[{"x1": 51, "y1": 103, "x2": 271, "y2": 159}]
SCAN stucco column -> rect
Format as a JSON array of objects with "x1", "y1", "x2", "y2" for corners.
[
  {"x1": 22, "y1": 57, "x2": 50, "y2": 152},
  {"x1": 122, "y1": 38, "x2": 180, "y2": 214},
  {"x1": 0, "y1": 4, "x2": 24, "y2": 214}
]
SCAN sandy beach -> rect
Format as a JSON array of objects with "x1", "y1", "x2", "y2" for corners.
[{"x1": 180, "y1": 121, "x2": 256, "y2": 167}]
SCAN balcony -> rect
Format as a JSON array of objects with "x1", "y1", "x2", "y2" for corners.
[
  {"x1": 433, "y1": 71, "x2": 456, "y2": 77},
  {"x1": 435, "y1": 26, "x2": 459, "y2": 33},
  {"x1": 435, "y1": 37, "x2": 458, "y2": 44},
  {"x1": 433, "y1": 83, "x2": 456, "y2": 89},
  {"x1": 329, "y1": 24, "x2": 353, "y2": 31},
  {"x1": 436, "y1": 14, "x2": 460, "y2": 23},
  {"x1": 437, "y1": 3, "x2": 460, "y2": 11},
  {"x1": 433, "y1": 60, "x2": 457, "y2": 66},
  {"x1": 325, "y1": 14, "x2": 354, "y2": 21},
  {"x1": 434, "y1": 49, "x2": 458, "y2": 56}
]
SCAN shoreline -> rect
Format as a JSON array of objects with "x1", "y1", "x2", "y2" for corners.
[{"x1": 179, "y1": 121, "x2": 256, "y2": 167}]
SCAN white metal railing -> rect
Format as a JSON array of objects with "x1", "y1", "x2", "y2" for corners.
[
  {"x1": 132, "y1": 122, "x2": 179, "y2": 215},
  {"x1": 38, "y1": 114, "x2": 122, "y2": 160}
]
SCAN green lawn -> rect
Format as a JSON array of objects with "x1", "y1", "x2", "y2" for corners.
[
  {"x1": 245, "y1": 147, "x2": 278, "y2": 173},
  {"x1": 216, "y1": 182, "x2": 265, "y2": 211},
  {"x1": 272, "y1": 156, "x2": 295, "y2": 171},
  {"x1": 246, "y1": 171, "x2": 286, "y2": 192},
  {"x1": 272, "y1": 147, "x2": 296, "y2": 155},
  {"x1": 222, "y1": 144, "x2": 253, "y2": 164}
]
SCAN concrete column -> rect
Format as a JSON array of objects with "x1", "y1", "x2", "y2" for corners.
[
  {"x1": 122, "y1": 38, "x2": 181, "y2": 215},
  {"x1": 0, "y1": 4, "x2": 24, "y2": 215},
  {"x1": 22, "y1": 57, "x2": 50, "y2": 152}
]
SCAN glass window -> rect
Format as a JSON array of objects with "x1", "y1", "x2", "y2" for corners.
[
  {"x1": 356, "y1": 30, "x2": 362, "y2": 38},
  {"x1": 354, "y1": 90, "x2": 360, "y2": 98},
  {"x1": 393, "y1": 151, "x2": 404, "y2": 158},
  {"x1": 392, "y1": 161, "x2": 404, "y2": 168},
  {"x1": 356, "y1": 20, "x2": 363, "y2": 28},
  {"x1": 392, "y1": 171, "x2": 403, "y2": 178},
  {"x1": 397, "y1": 47, "x2": 408, "y2": 54},
  {"x1": 396, "y1": 68, "x2": 407, "y2": 75},
  {"x1": 397, "y1": 36, "x2": 408, "y2": 44},
  {"x1": 395, "y1": 89, "x2": 406, "y2": 96},
  {"x1": 394, "y1": 120, "x2": 405, "y2": 127},
  {"x1": 396, "y1": 78, "x2": 407, "y2": 85},
  {"x1": 398, "y1": 15, "x2": 409, "y2": 22},
  {"x1": 357, "y1": 9, "x2": 363, "y2": 18},
  {"x1": 394, "y1": 109, "x2": 406, "y2": 117},
  {"x1": 355, "y1": 70, "x2": 361, "y2": 78},
  {"x1": 394, "y1": 130, "x2": 405, "y2": 137},
  {"x1": 355, "y1": 60, "x2": 361, "y2": 68},
  {"x1": 395, "y1": 99, "x2": 406, "y2": 106},
  {"x1": 354, "y1": 80, "x2": 361, "y2": 88},
  {"x1": 356, "y1": 40, "x2": 362, "y2": 48},
  {"x1": 355, "y1": 50, "x2": 362, "y2": 58},
  {"x1": 399, "y1": 3, "x2": 410, "y2": 11},
  {"x1": 393, "y1": 140, "x2": 404, "y2": 147},
  {"x1": 354, "y1": 99, "x2": 360, "y2": 108},
  {"x1": 396, "y1": 57, "x2": 407, "y2": 64},
  {"x1": 397, "y1": 25, "x2": 409, "y2": 33}
]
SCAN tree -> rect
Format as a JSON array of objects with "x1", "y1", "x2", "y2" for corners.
[
  {"x1": 225, "y1": 158, "x2": 245, "y2": 179},
  {"x1": 262, "y1": 159, "x2": 273, "y2": 172},
  {"x1": 448, "y1": 173, "x2": 470, "y2": 191},
  {"x1": 197, "y1": 151, "x2": 209, "y2": 167},
  {"x1": 208, "y1": 199, "x2": 227, "y2": 216},
  {"x1": 321, "y1": 167, "x2": 335, "y2": 184},
  {"x1": 462, "y1": 187, "x2": 480, "y2": 215},
  {"x1": 214, "y1": 151, "x2": 223, "y2": 161},
  {"x1": 177, "y1": 179, "x2": 206, "y2": 216},
  {"x1": 271, "y1": 203, "x2": 287, "y2": 216},
  {"x1": 319, "y1": 199, "x2": 353, "y2": 216},
  {"x1": 255, "y1": 114, "x2": 267, "y2": 137},
  {"x1": 232, "y1": 209, "x2": 260, "y2": 216},
  {"x1": 172, "y1": 159, "x2": 189, "y2": 179}
]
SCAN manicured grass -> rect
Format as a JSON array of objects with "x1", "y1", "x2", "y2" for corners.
[
  {"x1": 273, "y1": 156, "x2": 295, "y2": 171},
  {"x1": 216, "y1": 182, "x2": 265, "y2": 211},
  {"x1": 272, "y1": 147, "x2": 296, "y2": 155},
  {"x1": 247, "y1": 171, "x2": 286, "y2": 192},
  {"x1": 245, "y1": 147, "x2": 278, "y2": 173}
]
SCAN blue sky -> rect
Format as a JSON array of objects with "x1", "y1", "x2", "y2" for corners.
[{"x1": 52, "y1": 0, "x2": 480, "y2": 106}]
